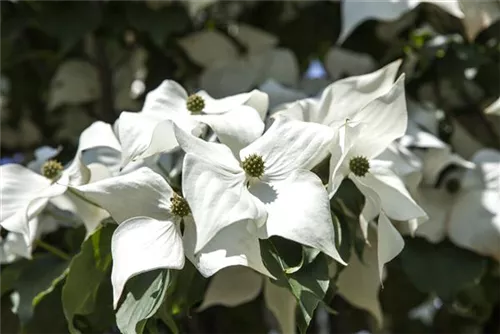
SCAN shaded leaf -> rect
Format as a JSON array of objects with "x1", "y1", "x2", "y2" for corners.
[
  {"x1": 62, "y1": 224, "x2": 115, "y2": 333},
  {"x1": 12, "y1": 254, "x2": 69, "y2": 323},
  {"x1": 400, "y1": 238, "x2": 487, "y2": 301},
  {"x1": 116, "y1": 269, "x2": 171, "y2": 334}
]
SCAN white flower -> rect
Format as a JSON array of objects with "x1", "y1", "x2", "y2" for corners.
[
  {"x1": 198, "y1": 266, "x2": 297, "y2": 334},
  {"x1": 274, "y1": 61, "x2": 426, "y2": 278},
  {"x1": 447, "y1": 149, "x2": 500, "y2": 259},
  {"x1": 407, "y1": 148, "x2": 500, "y2": 260},
  {"x1": 338, "y1": 0, "x2": 464, "y2": 44},
  {"x1": 72, "y1": 167, "x2": 273, "y2": 307},
  {"x1": 116, "y1": 80, "x2": 269, "y2": 167},
  {"x1": 0, "y1": 121, "x2": 123, "y2": 245},
  {"x1": 174, "y1": 115, "x2": 345, "y2": 265},
  {"x1": 273, "y1": 60, "x2": 402, "y2": 126}
]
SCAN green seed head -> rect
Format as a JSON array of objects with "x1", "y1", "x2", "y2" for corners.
[
  {"x1": 186, "y1": 94, "x2": 205, "y2": 113},
  {"x1": 349, "y1": 156, "x2": 370, "y2": 177},
  {"x1": 41, "y1": 160, "x2": 63, "y2": 180},
  {"x1": 170, "y1": 194, "x2": 191, "y2": 218},
  {"x1": 242, "y1": 154, "x2": 265, "y2": 178}
]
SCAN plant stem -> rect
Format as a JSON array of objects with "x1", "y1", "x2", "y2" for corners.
[{"x1": 34, "y1": 239, "x2": 71, "y2": 261}]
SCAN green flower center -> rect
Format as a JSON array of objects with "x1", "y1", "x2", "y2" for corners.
[
  {"x1": 186, "y1": 94, "x2": 205, "y2": 113},
  {"x1": 242, "y1": 154, "x2": 265, "y2": 178},
  {"x1": 170, "y1": 194, "x2": 191, "y2": 218},
  {"x1": 41, "y1": 160, "x2": 63, "y2": 180},
  {"x1": 349, "y1": 156, "x2": 370, "y2": 177}
]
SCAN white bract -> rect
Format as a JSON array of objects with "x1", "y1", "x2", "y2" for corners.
[
  {"x1": 174, "y1": 115, "x2": 345, "y2": 265},
  {"x1": 0, "y1": 120, "x2": 125, "y2": 252},
  {"x1": 447, "y1": 149, "x2": 500, "y2": 259},
  {"x1": 116, "y1": 80, "x2": 268, "y2": 167},
  {"x1": 339, "y1": 0, "x2": 464, "y2": 44},
  {"x1": 275, "y1": 61, "x2": 426, "y2": 278},
  {"x1": 199, "y1": 266, "x2": 297, "y2": 334},
  {"x1": 72, "y1": 167, "x2": 272, "y2": 307}
]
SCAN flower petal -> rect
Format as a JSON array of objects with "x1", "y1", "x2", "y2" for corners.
[
  {"x1": 356, "y1": 162, "x2": 427, "y2": 222},
  {"x1": 111, "y1": 217, "x2": 184, "y2": 308},
  {"x1": 349, "y1": 75, "x2": 407, "y2": 159},
  {"x1": 117, "y1": 112, "x2": 198, "y2": 167},
  {"x1": 182, "y1": 154, "x2": 267, "y2": 252},
  {"x1": 412, "y1": 188, "x2": 451, "y2": 243},
  {"x1": 259, "y1": 80, "x2": 307, "y2": 110},
  {"x1": 178, "y1": 30, "x2": 238, "y2": 68},
  {"x1": 328, "y1": 121, "x2": 365, "y2": 197},
  {"x1": 141, "y1": 80, "x2": 188, "y2": 116},
  {"x1": 337, "y1": 241, "x2": 383, "y2": 326},
  {"x1": 255, "y1": 170, "x2": 346, "y2": 265},
  {"x1": 339, "y1": 2, "x2": 463, "y2": 44},
  {"x1": 241, "y1": 116, "x2": 334, "y2": 178},
  {"x1": 377, "y1": 213, "x2": 404, "y2": 282},
  {"x1": 183, "y1": 218, "x2": 272, "y2": 278},
  {"x1": 264, "y1": 279, "x2": 297, "y2": 334},
  {"x1": 313, "y1": 60, "x2": 402, "y2": 126},
  {"x1": 72, "y1": 167, "x2": 173, "y2": 223},
  {"x1": 448, "y1": 189, "x2": 500, "y2": 260},
  {"x1": 194, "y1": 106, "x2": 264, "y2": 155},
  {"x1": 174, "y1": 123, "x2": 241, "y2": 170},
  {"x1": 198, "y1": 89, "x2": 269, "y2": 120},
  {"x1": 0, "y1": 165, "x2": 67, "y2": 243},
  {"x1": 198, "y1": 266, "x2": 263, "y2": 311},
  {"x1": 200, "y1": 59, "x2": 258, "y2": 98}
]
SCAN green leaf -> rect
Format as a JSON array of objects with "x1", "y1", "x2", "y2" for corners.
[
  {"x1": 12, "y1": 254, "x2": 69, "y2": 323},
  {"x1": 62, "y1": 224, "x2": 115, "y2": 334},
  {"x1": 260, "y1": 239, "x2": 330, "y2": 334},
  {"x1": 35, "y1": 2, "x2": 102, "y2": 52},
  {"x1": 116, "y1": 269, "x2": 171, "y2": 334},
  {"x1": 22, "y1": 282, "x2": 69, "y2": 334},
  {"x1": 168, "y1": 261, "x2": 207, "y2": 314},
  {"x1": 1, "y1": 295, "x2": 20, "y2": 333},
  {"x1": 400, "y1": 238, "x2": 487, "y2": 301},
  {"x1": 1, "y1": 259, "x2": 29, "y2": 296},
  {"x1": 125, "y1": 3, "x2": 189, "y2": 47}
]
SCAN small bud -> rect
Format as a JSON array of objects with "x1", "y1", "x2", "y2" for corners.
[
  {"x1": 41, "y1": 160, "x2": 63, "y2": 180},
  {"x1": 242, "y1": 154, "x2": 265, "y2": 178},
  {"x1": 186, "y1": 94, "x2": 205, "y2": 113},
  {"x1": 170, "y1": 194, "x2": 191, "y2": 218},
  {"x1": 349, "y1": 156, "x2": 370, "y2": 177}
]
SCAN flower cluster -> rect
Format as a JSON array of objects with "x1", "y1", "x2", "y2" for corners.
[{"x1": 2, "y1": 59, "x2": 499, "y2": 334}]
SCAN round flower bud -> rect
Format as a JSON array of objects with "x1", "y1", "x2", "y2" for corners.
[
  {"x1": 242, "y1": 154, "x2": 265, "y2": 178},
  {"x1": 41, "y1": 160, "x2": 63, "y2": 180},
  {"x1": 349, "y1": 156, "x2": 370, "y2": 177},
  {"x1": 170, "y1": 194, "x2": 191, "y2": 218},
  {"x1": 186, "y1": 94, "x2": 205, "y2": 113}
]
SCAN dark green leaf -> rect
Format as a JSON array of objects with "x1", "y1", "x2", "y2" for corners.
[
  {"x1": 22, "y1": 282, "x2": 69, "y2": 334},
  {"x1": 35, "y1": 2, "x2": 102, "y2": 52},
  {"x1": 125, "y1": 3, "x2": 189, "y2": 47},
  {"x1": 260, "y1": 239, "x2": 330, "y2": 334},
  {"x1": 1, "y1": 259, "x2": 29, "y2": 296},
  {"x1": 12, "y1": 254, "x2": 69, "y2": 323},
  {"x1": 62, "y1": 224, "x2": 115, "y2": 333},
  {"x1": 400, "y1": 238, "x2": 487, "y2": 301},
  {"x1": 116, "y1": 269, "x2": 171, "y2": 334}
]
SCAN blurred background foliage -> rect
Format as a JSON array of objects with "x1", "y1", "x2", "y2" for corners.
[{"x1": 1, "y1": 1, "x2": 499, "y2": 333}]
